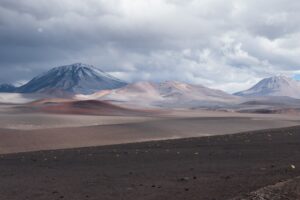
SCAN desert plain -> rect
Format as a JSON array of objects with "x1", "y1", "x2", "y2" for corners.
[{"x1": 0, "y1": 100, "x2": 300, "y2": 199}]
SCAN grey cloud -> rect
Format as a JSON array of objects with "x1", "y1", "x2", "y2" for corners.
[{"x1": 0, "y1": 0, "x2": 300, "y2": 92}]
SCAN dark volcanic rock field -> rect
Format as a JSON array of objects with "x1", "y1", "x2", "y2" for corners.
[{"x1": 1, "y1": 126, "x2": 300, "y2": 200}]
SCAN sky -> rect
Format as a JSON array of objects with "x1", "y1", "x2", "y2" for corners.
[{"x1": 1, "y1": 0, "x2": 300, "y2": 92}]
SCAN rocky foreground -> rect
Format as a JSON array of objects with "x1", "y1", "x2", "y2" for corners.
[{"x1": 1, "y1": 126, "x2": 300, "y2": 200}]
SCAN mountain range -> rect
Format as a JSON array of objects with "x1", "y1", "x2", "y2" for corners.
[
  {"x1": 1, "y1": 63, "x2": 300, "y2": 107},
  {"x1": 77, "y1": 81, "x2": 239, "y2": 108}
]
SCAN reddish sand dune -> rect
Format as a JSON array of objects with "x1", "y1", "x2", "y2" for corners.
[{"x1": 28, "y1": 99, "x2": 156, "y2": 116}]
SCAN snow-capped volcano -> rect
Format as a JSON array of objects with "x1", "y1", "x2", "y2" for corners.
[
  {"x1": 235, "y1": 76, "x2": 300, "y2": 99},
  {"x1": 17, "y1": 63, "x2": 127, "y2": 94}
]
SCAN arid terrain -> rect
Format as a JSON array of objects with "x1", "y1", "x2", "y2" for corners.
[
  {"x1": 1, "y1": 100, "x2": 300, "y2": 200},
  {"x1": 2, "y1": 1, "x2": 300, "y2": 199},
  {"x1": 1, "y1": 126, "x2": 300, "y2": 200},
  {"x1": 1, "y1": 102, "x2": 300, "y2": 154}
]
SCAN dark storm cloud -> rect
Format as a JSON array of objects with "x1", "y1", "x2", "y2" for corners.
[{"x1": 1, "y1": 0, "x2": 300, "y2": 92}]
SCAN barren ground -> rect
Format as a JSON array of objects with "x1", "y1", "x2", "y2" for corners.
[{"x1": 1, "y1": 126, "x2": 300, "y2": 200}]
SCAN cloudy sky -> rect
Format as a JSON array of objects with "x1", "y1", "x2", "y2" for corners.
[{"x1": 1, "y1": 0, "x2": 300, "y2": 92}]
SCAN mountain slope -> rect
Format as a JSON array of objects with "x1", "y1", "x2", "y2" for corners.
[
  {"x1": 77, "y1": 81, "x2": 240, "y2": 108},
  {"x1": 0, "y1": 84, "x2": 17, "y2": 93},
  {"x1": 17, "y1": 63, "x2": 127, "y2": 94},
  {"x1": 235, "y1": 76, "x2": 300, "y2": 99}
]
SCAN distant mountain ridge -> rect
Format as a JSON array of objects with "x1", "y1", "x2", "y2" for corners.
[
  {"x1": 2, "y1": 64, "x2": 300, "y2": 105},
  {"x1": 235, "y1": 76, "x2": 300, "y2": 99},
  {"x1": 77, "y1": 81, "x2": 240, "y2": 108},
  {"x1": 0, "y1": 63, "x2": 127, "y2": 95}
]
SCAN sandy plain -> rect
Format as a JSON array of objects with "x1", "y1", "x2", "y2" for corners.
[
  {"x1": 1, "y1": 100, "x2": 300, "y2": 199},
  {"x1": 0, "y1": 103, "x2": 300, "y2": 154}
]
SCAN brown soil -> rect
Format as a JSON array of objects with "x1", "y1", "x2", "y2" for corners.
[{"x1": 26, "y1": 99, "x2": 157, "y2": 116}]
